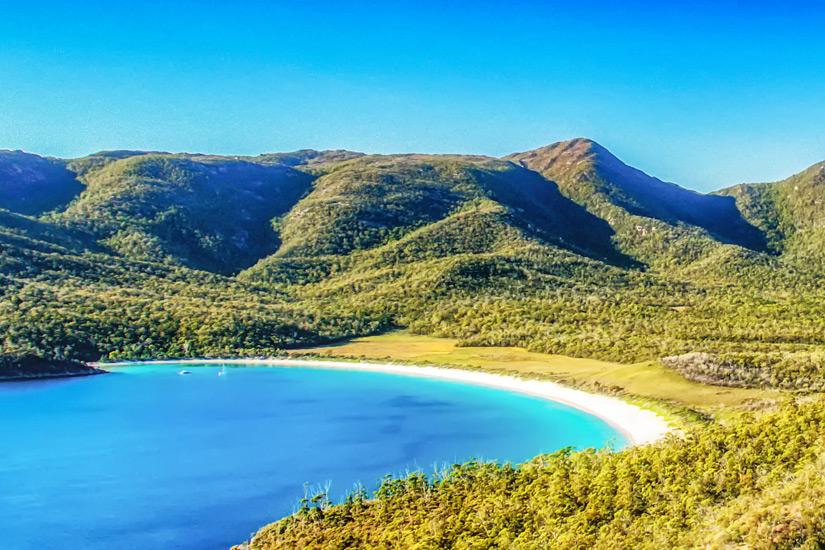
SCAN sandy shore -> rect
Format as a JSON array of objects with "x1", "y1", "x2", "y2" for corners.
[{"x1": 98, "y1": 358, "x2": 673, "y2": 446}]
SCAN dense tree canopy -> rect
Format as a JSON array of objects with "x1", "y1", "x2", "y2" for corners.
[{"x1": 244, "y1": 400, "x2": 825, "y2": 549}]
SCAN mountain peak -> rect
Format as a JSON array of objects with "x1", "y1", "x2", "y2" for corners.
[
  {"x1": 504, "y1": 138, "x2": 625, "y2": 183},
  {"x1": 507, "y1": 136, "x2": 620, "y2": 166}
]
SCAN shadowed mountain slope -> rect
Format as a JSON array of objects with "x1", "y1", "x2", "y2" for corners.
[
  {"x1": 0, "y1": 151, "x2": 84, "y2": 215},
  {"x1": 0, "y1": 209, "x2": 101, "y2": 262}
]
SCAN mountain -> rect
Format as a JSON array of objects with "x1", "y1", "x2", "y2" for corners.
[
  {"x1": 265, "y1": 154, "x2": 623, "y2": 263},
  {"x1": 719, "y1": 161, "x2": 825, "y2": 273},
  {"x1": 507, "y1": 139, "x2": 768, "y2": 268},
  {"x1": 0, "y1": 151, "x2": 83, "y2": 215},
  {"x1": 1, "y1": 139, "x2": 824, "y2": 389},
  {"x1": 54, "y1": 153, "x2": 316, "y2": 274},
  {"x1": 5, "y1": 140, "x2": 825, "y2": 550}
]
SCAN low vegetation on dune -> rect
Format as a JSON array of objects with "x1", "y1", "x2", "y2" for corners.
[
  {"x1": 662, "y1": 352, "x2": 825, "y2": 392},
  {"x1": 3, "y1": 139, "x2": 825, "y2": 546}
]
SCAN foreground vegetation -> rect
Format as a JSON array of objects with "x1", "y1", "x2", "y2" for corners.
[{"x1": 243, "y1": 399, "x2": 825, "y2": 550}]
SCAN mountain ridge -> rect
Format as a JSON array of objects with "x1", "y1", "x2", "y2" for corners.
[
  {"x1": 5, "y1": 138, "x2": 807, "y2": 271},
  {"x1": 2, "y1": 138, "x2": 824, "y2": 388}
]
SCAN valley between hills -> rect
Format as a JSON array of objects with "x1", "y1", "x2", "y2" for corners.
[{"x1": 4, "y1": 138, "x2": 825, "y2": 547}]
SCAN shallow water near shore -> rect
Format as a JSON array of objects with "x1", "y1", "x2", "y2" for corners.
[{"x1": 0, "y1": 363, "x2": 626, "y2": 549}]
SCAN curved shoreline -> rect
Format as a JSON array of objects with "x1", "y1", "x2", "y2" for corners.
[{"x1": 98, "y1": 358, "x2": 673, "y2": 446}]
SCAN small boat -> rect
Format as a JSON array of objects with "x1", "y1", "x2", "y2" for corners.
[
  {"x1": 217, "y1": 365, "x2": 226, "y2": 376},
  {"x1": 179, "y1": 370, "x2": 192, "y2": 375}
]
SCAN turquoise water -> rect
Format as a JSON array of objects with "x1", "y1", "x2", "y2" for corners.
[{"x1": 0, "y1": 363, "x2": 626, "y2": 549}]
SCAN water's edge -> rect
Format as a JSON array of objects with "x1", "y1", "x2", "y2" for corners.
[
  {"x1": 98, "y1": 358, "x2": 673, "y2": 446},
  {"x1": 0, "y1": 363, "x2": 107, "y2": 382}
]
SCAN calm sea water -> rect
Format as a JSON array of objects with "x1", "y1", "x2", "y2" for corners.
[{"x1": 0, "y1": 363, "x2": 626, "y2": 549}]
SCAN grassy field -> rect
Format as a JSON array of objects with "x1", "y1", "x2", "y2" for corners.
[{"x1": 288, "y1": 331, "x2": 780, "y2": 420}]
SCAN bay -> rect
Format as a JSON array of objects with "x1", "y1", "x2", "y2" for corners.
[{"x1": 0, "y1": 363, "x2": 626, "y2": 549}]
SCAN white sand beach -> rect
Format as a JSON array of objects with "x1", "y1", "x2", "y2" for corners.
[{"x1": 98, "y1": 358, "x2": 673, "y2": 445}]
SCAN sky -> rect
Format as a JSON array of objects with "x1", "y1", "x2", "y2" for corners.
[{"x1": 1, "y1": 0, "x2": 824, "y2": 192}]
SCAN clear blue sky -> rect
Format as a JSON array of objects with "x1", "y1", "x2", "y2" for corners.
[{"x1": 2, "y1": 0, "x2": 824, "y2": 191}]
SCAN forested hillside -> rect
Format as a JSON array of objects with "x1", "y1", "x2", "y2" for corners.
[
  {"x1": 507, "y1": 138, "x2": 768, "y2": 268},
  {"x1": 719, "y1": 161, "x2": 825, "y2": 273},
  {"x1": 53, "y1": 154, "x2": 315, "y2": 273},
  {"x1": 2, "y1": 141, "x2": 825, "y2": 390}
]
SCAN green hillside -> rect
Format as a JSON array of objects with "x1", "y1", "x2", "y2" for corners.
[
  {"x1": 719, "y1": 161, "x2": 825, "y2": 273},
  {"x1": 53, "y1": 154, "x2": 315, "y2": 273},
  {"x1": 268, "y1": 154, "x2": 621, "y2": 262},
  {"x1": 2, "y1": 140, "x2": 824, "y2": 385},
  {"x1": 0, "y1": 226, "x2": 384, "y2": 363}
]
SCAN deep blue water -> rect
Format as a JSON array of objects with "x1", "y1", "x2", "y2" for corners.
[{"x1": 0, "y1": 363, "x2": 626, "y2": 549}]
